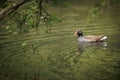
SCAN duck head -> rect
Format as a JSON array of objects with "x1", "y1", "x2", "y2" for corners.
[{"x1": 74, "y1": 30, "x2": 83, "y2": 37}]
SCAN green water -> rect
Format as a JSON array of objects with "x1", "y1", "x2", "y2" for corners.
[{"x1": 0, "y1": 0, "x2": 120, "y2": 80}]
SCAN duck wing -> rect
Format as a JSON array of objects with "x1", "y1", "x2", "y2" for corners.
[{"x1": 84, "y1": 35, "x2": 106, "y2": 42}]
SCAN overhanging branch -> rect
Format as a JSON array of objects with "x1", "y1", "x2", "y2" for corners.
[{"x1": 0, "y1": 0, "x2": 26, "y2": 20}]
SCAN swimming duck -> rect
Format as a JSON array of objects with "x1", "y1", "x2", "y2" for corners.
[{"x1": 74, "y1": 30, "x2": 107, "y2": 43}]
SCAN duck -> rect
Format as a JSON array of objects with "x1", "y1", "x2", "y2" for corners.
[{"x1": 74, "y1": 30, "x2": 107, "y2": 43}]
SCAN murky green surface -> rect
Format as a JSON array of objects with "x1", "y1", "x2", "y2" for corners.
[{"x1": 0, "y1": 0, "x2": 120, "y2": 80}]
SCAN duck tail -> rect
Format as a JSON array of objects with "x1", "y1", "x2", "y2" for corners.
[{"x1": 100, "y1": 35, "x2": 107, "y2": 41}]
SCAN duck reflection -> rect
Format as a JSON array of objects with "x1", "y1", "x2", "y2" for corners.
[{"x1": 77, "y1": 42, "x2": 107, "y2": 53}]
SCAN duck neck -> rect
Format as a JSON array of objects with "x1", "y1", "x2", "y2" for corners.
[
  {"x1": 78, "y1": 35, "x2": 83, "y2": 37},
  {"x1": 77, "y1": 33, "x2": 83, "y2": 37}
]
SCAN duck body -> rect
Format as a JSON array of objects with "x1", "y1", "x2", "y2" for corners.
[
  {"x1": 78, "y1": 35, "x2": 107, "y2": 43},
  {"x1": 74, "y1": 30, "x2": 107, "y2": 43}
]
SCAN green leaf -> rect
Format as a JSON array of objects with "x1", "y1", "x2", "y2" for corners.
[
  {"x1": 6, "y1": 26, "x2": 10, "y2": 29},
  {"x1": 13, "y1": 32, "x2": 18, "y2": 35},
  {"x1": 22, "y1": 41, "x2": 28, "y2": 46}
]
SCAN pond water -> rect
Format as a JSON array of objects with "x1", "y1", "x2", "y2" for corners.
[{"x1": 0, "y1": 0, "x2": 120, "y2": 80}]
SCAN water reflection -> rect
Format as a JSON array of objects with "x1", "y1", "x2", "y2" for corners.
[{"x1": 78, "y1": 42, "x2": 107, "y2": 53}]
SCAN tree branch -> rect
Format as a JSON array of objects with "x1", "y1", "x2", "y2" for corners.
[{"x1": 0, "y1": 0, "x2": 26, "y2": 20}]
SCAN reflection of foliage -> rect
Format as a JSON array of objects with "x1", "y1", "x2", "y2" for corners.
[
  {"x1": 44, "y1": 13, "x2": 61, "y2": 26},
  {"x1": 21, "y1": 40, "x2": 38, "y2": 55},
  {"x1": 51, "y1": 0, "x2": 69, "y2": 7},
  {"x1": 88, "y1": 0, "x2": 120, "y2": 23},
  {"x1": 109, "y1": 0, "x2": 120, "y2": 6},
  {"x1": 1, "y1": 0, "x2": 119, "y2": 32},
  {"x1": 47, "y1": 53, "x2": 81, "y2": 80},
  {"x1": 88, "y1": 7, "x2": 99, "y2": 23},
  {"x1": 44, "y1": 13, "x2": 61, "y2": 33}
]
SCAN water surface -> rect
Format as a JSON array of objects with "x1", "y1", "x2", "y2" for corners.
[{"x1": 0, "y1": 0, "x2": 120, "y2": 80}]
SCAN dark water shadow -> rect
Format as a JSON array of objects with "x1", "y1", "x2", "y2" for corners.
[{"x1": 77, "y1": 42, "x2": 108, "y2": 53}]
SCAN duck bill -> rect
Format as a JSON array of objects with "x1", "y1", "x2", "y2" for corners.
[{"x1": 74, "y1": 31, "x2": 77, "y2": 36}]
